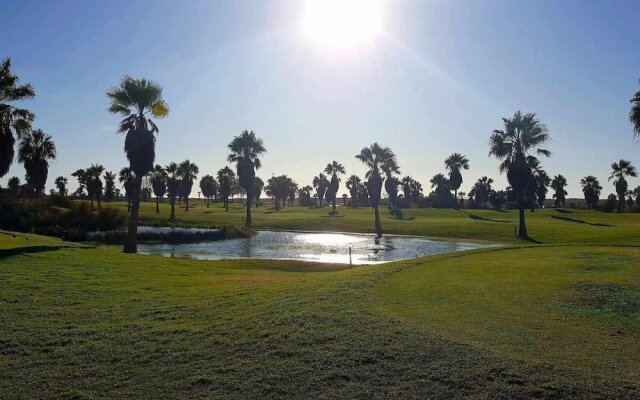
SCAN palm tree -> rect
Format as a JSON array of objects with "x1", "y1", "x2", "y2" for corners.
[
  {"x1": 550, "y1": 174, "x2": 568, "y2": 208},
  {"x1": 17, "y1": 129, "x2": 56, "y2": 195},
  {"x1": 107, "y1": 75, "x2": 169, "y2": 253},
  {"x1": 86, "y1": 164, "x2": 105, "y2": 209},
  {"x1": 489, "y1": 111, "x2": 551, "y2": 238},
  {"x1": 228, "y1": 130, "x2": 266, "y2": 226},
  {"x1": 165, "y1": 162, "x2": 179, "y2": 220},
  {"x1": 609, "y1": 159, "x2": 637, "y2": 213},
  {"x1": 177, "y1": 160, "x2": 199, "y2": 212},
  {"x1": 150, "y1": 165, "x2": 167, "y2": 213},
  {"x1": 312, "y1": 173, "x2": 329, "y2": 207},
  {"x1": 7, "y1": 176, "x2": 20, "y2": 194},
  {"x1": 630, "y1": 80, "x2": 640, "y2": 138},
  {"x1": 217, "y1": 167, "x2": 234, "y2": 212},
  {"x1": 355, "y1": 143, "x2": 398, "y2": 237},
  {"x1": 199, "y1": 175, "x2": 217, "y2": 207},
  {"x1": 345, "y1": 175, "x2": 361, "y2": 208},
  {"x1": 632, "y1": 186, "x2": 640, "y2": 209},
  {"x1": 324, "y1": 160, "x2": 346, "y2": 215},
  {"x1": 0, "y1": 58, "x2": 36, "y2": 178},
  {"x1": 118, "y1": 167, "x2": 135, "y2": 213},
  {"x1": 581, "y1": 176, "x2": 602, "y2": 210},
  {"x1": 381, "y1": 158, "x2": 401, "y2": 209},
  {"x1": 104, "y1": 171, "x2": 117, "y2": 201},
  {"x1": 444, "y1": 153, "x2": 469, "y2": 200},
  {"x1": 468, "y1": 176, "x2": 494, "y2": 208},
  {"x1": 54, "y1": 176, "x2": 67, "y2": 197},
  {"x1": 253, "y1": 177, "x2": 264, "y2": 207},
  {"x1": 534, "y1": 169, "x2": 551, "y2": 209}
]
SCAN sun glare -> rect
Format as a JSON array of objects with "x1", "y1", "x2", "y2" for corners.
[{"x1": 302, "y1": 0, "x2": 384, "y2": 51}]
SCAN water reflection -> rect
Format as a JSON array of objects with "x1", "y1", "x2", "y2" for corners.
[{"x1": 137, "y1": 230, "x2": 485, "y2": 265}]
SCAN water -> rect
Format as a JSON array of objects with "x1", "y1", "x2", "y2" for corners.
[{"x1": 137, "y1": 230, "x2": 485, "y2": 265}]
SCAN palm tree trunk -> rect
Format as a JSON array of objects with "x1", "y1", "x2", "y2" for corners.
[
  {"x1": 225, "y1": 198, "x2": 229, "y2": 212},
  {"x1": 170, "y1": 196, "x2": 176, "y2": 220},
  {"x1": 332, "y1": 199, "x2": 336, "y2": 215},
  {"x1": 245, "y1": 189, "x2": 253, "y2": 226},
  {"x1": 97, "y1": 195, "x2": 101, "y2": 210},
  {"x1": 123, "y1": 174, "x2": 142, "y2": 254},
  {"x1": 156, "y1": 196, "x2": 160, "y2": 213},
  {"x1": 185, "y1": 197, "x2": 189, "y2": 212},
  {"x1": 90, "y1": 197, "x2": 94, "y2": 210},
  {"x1": 374, "y1": 205, "x2": 382, "y2": 238},
  {"x1": 618, "y1": 195, "x2": 624, "y2": 213}
]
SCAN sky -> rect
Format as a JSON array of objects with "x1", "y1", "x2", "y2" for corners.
[{"x1": 1, "y1": 0, "x2": 639, "y2": 198}]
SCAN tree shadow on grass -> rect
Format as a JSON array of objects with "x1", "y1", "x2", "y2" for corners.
[
  {"x1": 0, "y1": 245, "x2": 87, "y2": 260},
  {"x1": 550, "y1": 215, "x2": 612, "y2": 227},
  {"x1": 553, "y1": 208, "x2": 573, "y2": 214},
  {"x1": 519, "y1": 235, "x2": 543, "y2": 244},
  {"x1": 457, "y1": 210, "x2": 511, "y2": 223}
]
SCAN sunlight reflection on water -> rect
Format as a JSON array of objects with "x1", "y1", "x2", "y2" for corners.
[{"x1": 137, "y1": 230, "x2": 486, "y2": 265}]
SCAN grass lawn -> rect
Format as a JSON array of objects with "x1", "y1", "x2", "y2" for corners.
[{"x1": 2, "y1": 203, "x2": 640, "y2": 398}]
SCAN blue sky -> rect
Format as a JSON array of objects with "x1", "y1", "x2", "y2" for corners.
[{"x1": 1, "y1": 0, "x2": 639, "y2": 197}]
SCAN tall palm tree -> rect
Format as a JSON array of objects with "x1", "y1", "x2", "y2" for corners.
[
  {"x1": 107, "y1": 75, "x2": 169, "y2": 253},
  {"x1": 0, "y1": 58, "x2": 36, "y2": 178},
  {"x1": 165, "y1": 162, "x2": 179, "y2": 220},
  {"x1": 355, "y1": 143, "x2": 398, "y2": 237},
  {"x1": 217, "y1": 166, "x2": 234, "y2": 212},
  {"x1": 177, "y1": 160, "x2": 198, "y2": 212},
  {"x1": 345, "y1": 175, "x2": 361, "y2": 208},
  {"x1": 54, "y1": 176, "x2": 67, "y2": 197},
  {"x1": 17, "y1": 129, "x2": 56, "y2": 195},
  {"x1": 312, "y1": 173, "x2": 329, "y2": 207},
  {"x1": 630, "y1": 80, "x2": 640, "y2": 138},
  {"x1": 444, "y1": 153, "x2": 469, "y2": 200},
  {"x1": 489, "y1": 111, "x2": 551, "y2": 238},
  {"x1": 609, "y1": 159, "x2": 637, "y2": 213},
  {"x1": 118, "y1": 167, "x2": 135, "y2": 213},
  {"x1": 550, "y1": 174, "x2": 568, "y2": 208},
  {"x1": 324, "y1": 160, "x2": 346, "y2": 215},
  {"x1": 581, "y1": 175, "x2": 602, "y2": 210},
  {"x1": 228, "y1": 130, "x2": 266, "y2": 226},
  {"x1": 150, "y1": 165, "x2": 167, "y2": 213}
]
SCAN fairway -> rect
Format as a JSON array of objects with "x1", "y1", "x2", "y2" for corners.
[{"x1": 2, "y1": 205, "x2": 640, "y2": 398}]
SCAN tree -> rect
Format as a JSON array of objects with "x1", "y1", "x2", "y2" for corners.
[
  {"x1": 489, "y1": 111, "x2": 551, "y2": 238},
  {"x1": 217, "y1": 167, "x2": 234, "y2": 212},
  {"x1": 324, "y1": 160, "x2": 346, "y2": 215},
  {"x1": 298, "y1": 185, "x2": 314, "y2": 206},
  {"x1": 18, "y1": 129, "x2": 56, "y2": 195},
  {"x1": 355, "y1": 143, "x2": 398, "y2": 237},
  {"x1": 630, "y1": 79, "x2": 640, "y2": 138},
  {"x1": 177, "y1": 160, "x2": 198, "y2": 212},
  {"x1": 86, "y1": 164, "x2": 105, "y2": 209},
  {"x1": 345, "y1": 175, "x2": 361, "y2": 208},
  {"x1": 150, "y1": 165, "x2": 167, "y2": 213},
  {"x1": 534, "y1": 169, "x2": 551, "y2": 209},
  {"x1": 312, "y1": 173, "x2": 329, "y2": 207},
  {"x1": 228, "y1": 130, "x2": 266, "y2": 226},
  {"x1": 253, "y1": 177, "x2": 264, "y2": 207},
  {"x1": 469, "y1": 177, "x2": 494, "y2": 208},
  {"x1": 382, "y1": 157, "x2": 401, "y2": 209},
  {"x1": 609, "y1": 159, "x2": 637, "y2": 213},
  {"x1": 342, "y1": 193, "x2": 348, "y2": 206},
  {"x1": 107, "y1": 75, "x2": 169, "y2": 253},
  {"x1": 444, "y1": 153, "x2": 469, "y2": 200},
  {"x1": 633, "y1": 186, "x2": 640, "y2": 210},
  {"x1": 0, "y1": 58, "x2": 36, "y2": 178},
  {"x1": 118, "y1": 167, "x2": 135, "y2": 213},
  {"x1": 550, "y1": 174, "x2": 568, "y2": 207},
  {"x1": 165, "y1": 163, "x2": 179, "y2": 219},
  {"x1": 199, "y1": 175, "x2": 217, "y2": 207},
  {"x1": 54, "y1": 176, "x2": 67, "y2": 197},
  {"x1": 265, "y1": 175, "x2": 295, "y2": 211},
  {"x1": 430, "y1": 173, "x2": 454, "y2": 208},
  {"x1": 581, "y1": 176, "x2": 602, "y2": 210},
  {"x1": 7, "y1": 176, "x2": 20, "y2": 194},
  {"x1": 104, "y1": 171, "x2": 117, "y2": 201}
]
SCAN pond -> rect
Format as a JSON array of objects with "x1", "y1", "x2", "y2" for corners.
[{"x1": 137, "y1": 229, "x2": 486, "y2": 265}]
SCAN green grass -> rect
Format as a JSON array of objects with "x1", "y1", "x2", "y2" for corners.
[{"x1": 3, "y1": 202, "x2": 640, "y2": 397}]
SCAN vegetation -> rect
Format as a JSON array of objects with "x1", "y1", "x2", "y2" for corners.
[
  {"x1": 227, "y1": 130, "x2": 266, "y2": 226},
  {"x1": 17, "y1": 129, "x2": 56, "y2": 195},
  {"x1": 324, "y1": 160, "x2": 346, "y2": 215},
  {"x1": 444, "y1": 152, "x2": 469, "y2": 199},
  {"x1": 609, "y1": 159, "x2": 637, "y2": 213}
]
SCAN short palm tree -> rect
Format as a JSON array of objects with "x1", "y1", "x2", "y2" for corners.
[
  {"x1": 54, "y1": 176, "x2": 68, "y2": 197},
  {"x1": 324, "y1": 160, "x2": 346, "y2": 215},
  {"x1": 199, "y1": 175, "x2": 217, "y2": 207},
  {"x1": 228, "y1": 130, "x2": 266, "y2": 226},
  {"x1": 0, "y1": 58, "x2": 36, "y2": 178},
  {"x1": 17, "y1": 129, "x2": 56, "y2": 195},
  {"x1": 550, "y1": 174, "x2": 568, "y2": 207},
  {"x1": 444, "y1": 153, "x2": 469, "y2": 200},
  {"x1": 104, "y1": 171, "x2": 117, "y2": 201},
  {"x1": 118, "y1": 167, "x2": 135, "y2": 213},
  {"x1": 86, "y1": 164, "x2": 105, "y2": 209},
  {"x1": 630, "y1": 80, "x2": 640, "y2": 138},
  {"x1": 165, "y1": 162, "x2": 179, "y2": 219},
  {"x1": 217, "y1": 166, "x2": 235, "y2": 212},
  {"x1": 382, "y1": 158, "x2": 401, "y2": 209},
  {"x1": 107, "y1": 75, "x2": 169, "y2": 253},
  {"x1": 609, "y1": 159, "x2": 637, "y2": 213},
  {"x1": 150, "y1": 165, "x2": 167, "y2": 213},
  {"x1": 178, "y1": 160, "x2": 199, "y2": 212},
  {"x1": 581, "y1": 175, "x2": 602, "y2": 210},
  {"x1": 355, "y1": 143, "x2": 398, "y2": 237},
  {"x1": 312, "y1": 173, "x2": 330, "y2": 207},
  {"x1": 253, "y1": 177, "x2": 264, "y2": 207},
  {"x1": 489, "y1": 111, "x2": 551, "y2": 238},
  {"x1": 345, "y1": 175, "x2": 361, "y2": 208}
]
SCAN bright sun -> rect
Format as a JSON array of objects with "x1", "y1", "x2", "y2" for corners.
[{"x1": 302, "y1": 0, "x2": 384, "y2": 50}]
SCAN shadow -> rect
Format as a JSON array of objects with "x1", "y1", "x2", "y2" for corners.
[
  {"x1": 553, "y1": 209, "x2": 572, "y2": 214},
  {"x1": 320, "y1": 214, "x2": 346, "y2": 218},
  {"x1": 458, "y1": 210, "x2": 511, "y2": 223},
  {"x1": 519, "y1": 235, "x2": 543, "y2": 244},
  {"x1": 203, "y1": 211, "x2": 213, "y2": 214},
  {"x1": 0, "y1": 245, "x2": 84, "y2": 260},
  {"x1": 550, "y1": 215, "x2": 612, "y2": 227}
]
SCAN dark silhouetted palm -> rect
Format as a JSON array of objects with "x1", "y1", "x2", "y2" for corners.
[
  {"x1": 86, "y1": 164, "x2": 105, "y2": 209},
  {"x1": 324, "y1": 160, "x2": 346, "y2": 215},
  {"x1": 178, "y1": 160, "x2": 198, "y2": 212},
  {"x1": 253, "y1": 177, "x2": 264, "y2": 207},
  {"x1": 118, "y1": 167, "x2": 135, "y2": 213},
  {"x1": 381, "y1": 158, "x2": 401, "y2": 209},
  {"x1": 609, "y1": 159, "x2": 637, "y2": 213},
  {"x1": 18, "y1": 129, "x2": 56, "y2": 195},
  {"x1": 150, "y1": 165, "x2": 167, "y2": 213},
  {"x1": 489, "y1": 111, "x2": 550, "y2": 238},
  {"x1": 581, "y1": 175, "x2": 602, "y2": 210},
  {"x1": 217, "y1": 167, "x2": 235, "y2": 212},
  {"x1": 0, "y1": 58, "x2": 35, "y2": 178},
  {"x1": 54, "y1": 176, "x2": 67, "y2": 197},
  {"x1": 104, "y1": 171, "x2": 116, "y2": 201},
  {"x1": 228, "y1": 130, "x2": 266, "y2": 226},
  {"x1": 630, "y1": 80, "x2": 640, "y2": 138},
  {"x1": 444, "y1": 153, "x2": 469, "y2": 201},
  {"x1": 165, "y1": 163, "x2": 179, "y2": 219},
  {"x1": 355, "y1": 143, "x2": 398, "y2": 237},
  {"x1": 199, "y1": 175, "x2": 217, "y2": 208},
  {"x1": 345, "y1": 175, "x2": 361, "y2": 208},
  {"x1": 107, "y1": 75, "x2": 169, "y2": 253},
  {"x1": 550, "y1": 174, "x2": 567, "y2": 207}
]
